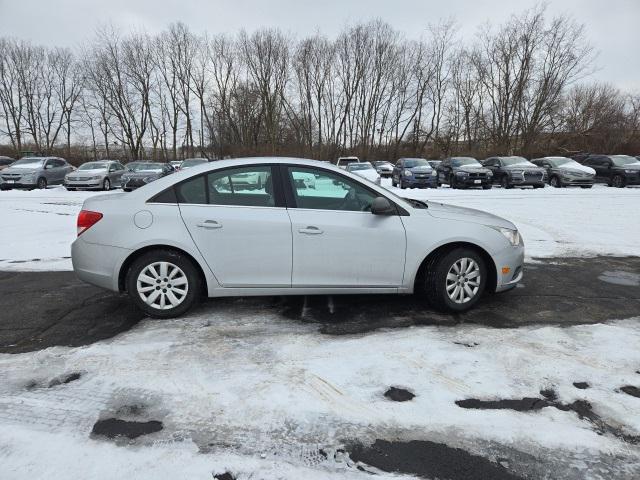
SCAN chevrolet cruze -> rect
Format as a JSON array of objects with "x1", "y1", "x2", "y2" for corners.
[{"x1": 72, "y1": 158, "x2": 524, "y2": 318}]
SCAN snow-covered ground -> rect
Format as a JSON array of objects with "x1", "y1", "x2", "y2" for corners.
[
  {"x1": 1, "y1": 306, "x2": 639, "y2": 479},
  {"x1": 1, "y1": 183, "x2": 640, "y2": 272}
]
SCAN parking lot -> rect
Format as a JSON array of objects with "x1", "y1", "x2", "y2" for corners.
[{"x1": 1, "y1": 184, "x2": 640, "y2": 479}]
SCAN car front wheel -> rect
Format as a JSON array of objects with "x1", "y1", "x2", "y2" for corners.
[
  {"x1": 612, "y1": 175, "x2": 626, "y2": 188},
  {"x1": 550, "y1": 176, "x2": 562, "y2": 188},
  {"x1": 37, "y1": 177, "x2": 47, "y2": 189},
  {"x1": 421, "y1": 248, "x2": 487, "y2": 313},
  {"x1": 126, "y1": 250, "x2": 202, "y2": 318},
  {"x1": 103, "y1": 178, "x2": 111, "y2": 191}
]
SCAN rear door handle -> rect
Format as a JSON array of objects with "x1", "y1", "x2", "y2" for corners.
[
  {"x1": 298, "y1": 226, "x2": 323, "y2": 235},
  {"x1": 196, "y1": 220, "x2": 222, "y2": 229}
]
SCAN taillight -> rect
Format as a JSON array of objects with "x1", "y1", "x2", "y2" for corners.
[{"x1": 77, "y1": 210, "x2": 103, "y2": 236}]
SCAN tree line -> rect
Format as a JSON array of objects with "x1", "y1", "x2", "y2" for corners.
[{"x1": 0, "y1": 5, "x2": 639, "y2": 164}]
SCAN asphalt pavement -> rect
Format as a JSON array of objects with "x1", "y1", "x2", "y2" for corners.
[{"x1": 1, "y1": 256, "x2": 639, "y2": 354}]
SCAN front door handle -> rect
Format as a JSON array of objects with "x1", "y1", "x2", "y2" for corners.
[
  {"x1": 196, "y1": 220, "x2": 222, "y2": 229},
  {"x1": 298, "y1": 226, "x2": 323, "y2": 235}
]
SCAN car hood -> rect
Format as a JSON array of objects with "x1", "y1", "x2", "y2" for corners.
[
  {"x1": 123, "y1": 171, "x2": 161, "y2": 179},
  {"x1": 560, "y1": 164, "x2": 596, "y2": 175},
  {"x1": 426, "y1": 201, "x2": 516, "y2": 229},
  {"x1": 407, "y1": 165, "x2": 434, "y2": 173},
  {"x1": 1, "y1": 167, "x2": 40, "y2": 175},
  {"x1": 353, "y1": 170, "x2": 380, "y2": 180},
  {"x1": 503, "y1": 164, "x2": 544, "y2": 171},
  {"x1": 455, "y1": 165, "x2": 491, "y2": 174},
  {"x1": 376, "y1": 164, "x2": 393, "y2": 170},
  {"x1": 70, "y1": 169, "x2": 107, "y2": 176},
  {"x1": 615, "y1": 163, "x2": 640, "y2": 171}
]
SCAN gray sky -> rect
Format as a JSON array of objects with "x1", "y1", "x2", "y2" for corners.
[{"x1": 1, "y1": 0, "x2": 638, "y2": 90}]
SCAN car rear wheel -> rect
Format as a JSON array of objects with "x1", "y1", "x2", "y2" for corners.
[
  {"x1": 421, "y1": 248, "x2": 487, "y2": 313},
  {"x1": 103, "y1": 178, "x2": 111, "y2": 191},
  {"x1": 37, "y1": 177, "x2": 47, "y2": 189},
  {"x1": 126, "y1": 250, "x2": 202, "y2": 318}
]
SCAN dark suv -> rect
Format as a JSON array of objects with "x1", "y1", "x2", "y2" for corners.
[
  {"x1": 579, "y1": 155, "x2": 640, "y2": 188},
  {"x1": 482, "y1": 156, "x2": 546, "y2": 189},
  {"x1": 436, "y1": 157, "x2": 492, "y2": 189}
]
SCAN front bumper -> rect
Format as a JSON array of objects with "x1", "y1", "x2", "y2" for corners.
[
  {"x1": 493, "y1": 244, "x2": 525, "y2": 293},
  {"x1": 403, "y1": 176, "x2": 438, "y2": 187},
  {"x1": 456, "y1": 176, "x2": 492, "y2": 187},
  {"x1": 65, "y1": 179, "x2": 104, "y2": 190},
  {"x1": 0, "y1": 180, "x2": 37, "y2": 189}
]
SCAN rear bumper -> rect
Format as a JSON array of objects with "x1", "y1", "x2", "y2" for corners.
[{"x1": 72, "y1": 238, "x2": 131, "y2": 292}]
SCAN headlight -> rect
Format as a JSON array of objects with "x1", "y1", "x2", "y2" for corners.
[
  {"x1": 456, "y1": 171, "x2": 468, "y2": 176},
  {"x1": 486, "y1": 171, "x2": 493, "y2": 177},
  {"x1": 143, "y1": 176, "x2": 156, "y2": 183},
  {"x1": 403, "y1": 169, "x2": 413, "y2": 176},
  {"x1": 492, "y1": 227, "x2": 521, "y2": 246},
  {"x1": 23, "y1": 172, "x2": 36, "y2": 180},
  {"x1": 431, "y1": 170, "x2": 437, "y2": 176},
  {"x1": 91, "y1": 175, "x2": 102, "y2": 180},
  {"x1": 625, "y1": 170, "x2": 636, "y2": 174}
]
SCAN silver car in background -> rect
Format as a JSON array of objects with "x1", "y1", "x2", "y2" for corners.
[
  {"x1": 64, "y1": 160, "x2": 126, "y2": 191},
  {"x1": 0, "y1": 157, "x2": 74, "y2": 190},
  {"x1": 180, "y1": 158, "x2": 208, "y2": 170},
  {"x1": 72, "y1": 157, "x2": 524, "y2": 319}
]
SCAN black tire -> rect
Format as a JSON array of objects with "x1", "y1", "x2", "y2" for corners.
[
  {"x1": 581, "y1": 185, "x2": 593, "y2": 189},
  {"x1": 103, "y1": 178, "x2": 111, "y2": 191},
  {"x1": 482, "y1": 184, "x2": 492, "y2": 190},
  {"x1": 449, "y1": 175, "x2": 457, "y2": 189},
  {"x1": 420, "y1": 247, "x2": 487, "y2": 313},
  {"x1": 550, "y1": 176, "x2": 562, "y2": 188},
  {"x1": 391, "y1": 178, "x2": 397, "y2": 187},
  {"x1": 612, "y1": 175, "x2": 625, "y2": 188},
  {"x1": 501, "y1": 176, "x2": 512, "y2": 189},
  {"x1": 399, "y1": 178, "x2": 406, "y2": 189},
  {"x1": 37, "y1": 177, "x2": 47, "y2": 189},
  {"x1": 65, "y1": 187, "x2": 75, "y2": 191},
  {"x1": 126, "y1": 249, "x2": 202, "y2": 319},
  {"x1": 533, "y1": 184, "x2": 544, "y2": 189}
]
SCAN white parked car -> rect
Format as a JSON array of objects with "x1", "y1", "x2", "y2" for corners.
[
  {"x1": 72, "y1": 157, "x2": 524, "y2": 318},
  {"x1": 337, "y1": 156, "x2": 361, "y2": 169},
  {"x1": 346, "y1": 162, "x2": 381, "y2": 184}
]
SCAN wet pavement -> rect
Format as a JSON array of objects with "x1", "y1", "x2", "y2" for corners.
[{"x1": 1, "y1": 256, "x2": 639, "y2": 353}]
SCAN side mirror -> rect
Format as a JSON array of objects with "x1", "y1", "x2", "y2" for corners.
[
  {"x1": 44, "y1": 164, "x2": 53, "y2": 170},
  {"x1": 371, "y1": 196, "x2": 395, "y2": 215}
]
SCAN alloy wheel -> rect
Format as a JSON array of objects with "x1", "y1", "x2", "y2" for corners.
[
  {"x1": 446, "y1": 257, "x2": 481, "y2": 304},
  {"x1": 136, "y1": 261, "x2": 189, "y2": 310},
  {"x1": 104, "y1": 178, "x2": 111, "y2": 190}
]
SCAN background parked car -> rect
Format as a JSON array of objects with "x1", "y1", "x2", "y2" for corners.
[
  {"x1": 169, "y1": 161, "x2": 182, "y2": 170},
  {"x1": 64, "y1": 160, "x2": 126, "y2": 191},
  {"x1": 391, "y1": 158, "x2": 437, "y2": 189},
  {"x1": 482, "y1": 156, "x2": 546, "y2": 189},
  {"x1": 0, "y1": 156, "x2": 74, "y2": 190},
  {"x1": 437, "y1": 157, "x2": 492, "y2": 189},
  {"x1": 0, "y1": 156, "x2": 15, "y2": 171},
  {"x1": 336, "y1": 156, "x2": 360, "y2": 169},
  {"x1": 346, "y1": 162, "x2": 382, "y2": 184},
  {"x1": 579, "y1": 154, "x2": 640, "y2": 188},
  {"x1": 371, "y1": 161, "x2": 394, "y2": 177},
  {"x1": 180, "y1": 158, "x2": 208, "y2": 170},
  {"x1": 531, "y1": 157, "x2": 595, "y2": 188},
  {"x1": 121, "y1": 162, "x2": 175, "y2": 191}
]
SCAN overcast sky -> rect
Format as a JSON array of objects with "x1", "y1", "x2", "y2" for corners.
[{"x1": 1, "y1": 0, "x2": 638, "y2": 90}]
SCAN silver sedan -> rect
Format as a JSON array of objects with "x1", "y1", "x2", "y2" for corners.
[
  {"x1": 72, "y1": 157, "x2": 524, "y2": 318},
  {"x1": 64, "y1": 160, "x2": 126, "y2": 191}
]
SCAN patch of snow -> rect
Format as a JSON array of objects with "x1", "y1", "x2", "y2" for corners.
[{"x1": 0, "y1": 308, "x2": 639, "y2": 478}]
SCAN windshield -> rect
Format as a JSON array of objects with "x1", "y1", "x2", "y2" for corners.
[
  {"x1": 349, "y1": 163, "x2": 374, "y2": 171},
  {"x1": 181, "y1": 159, "x2": 207, "y2": 167},
  {"x1": 126, "y1": 162, "x2": 163, "y2": 173},
  {"x1": 79, "y1": 162, "x2": 108, "y2": 170},
  {"x1": 11, "y1": 158, "x2": 45, "y2": 168},
  {"x1": 451, "y1": 158, "x2": 479, "y2": 167},
  {"x1": 403, "y1": 159, "x2": 429, "y2": 168},
  {"x1": 611, "y1": 155, "x2": 640, "y2": 166},
  {"x1": 502, "y1": 157, "x2": 532, "y2": 166}
]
